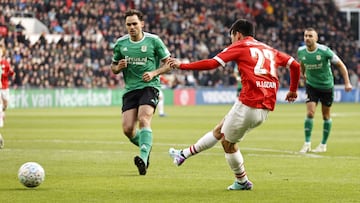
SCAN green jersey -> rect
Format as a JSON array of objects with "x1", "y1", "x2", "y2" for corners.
[
  {"x1": 297, "y1": 43, "x2": 340, "y2": 89},
  {"x1": 112, "y1": 32, "x2": 170, "y2": 94}
]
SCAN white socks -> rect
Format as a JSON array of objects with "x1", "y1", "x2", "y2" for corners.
[
  {"x1": 182, "y1": 131, "x2": 219, "y2": 158},
  {"x1": 225, "y1": 150, "x2": 248, "y2": 183}
]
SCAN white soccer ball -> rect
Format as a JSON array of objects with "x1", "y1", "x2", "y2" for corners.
[
  {"x1": 18, "y1": 162, "x2": 45, "y2": 188},
  {"x1": 0, "y1": 133, "x2": 3, "y2": 149}
]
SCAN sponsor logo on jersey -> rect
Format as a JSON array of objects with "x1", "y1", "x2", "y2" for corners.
[
  {"x1": 124, "y1": 56, "x2": 147, "y2": 65},
  {"x1": 304, "y1": 63, "x2": 323, "y2": 70}
]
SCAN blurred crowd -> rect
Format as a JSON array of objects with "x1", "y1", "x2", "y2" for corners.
[{"x1": 0, "y1": 0, "x2": 359, "y2": 89}]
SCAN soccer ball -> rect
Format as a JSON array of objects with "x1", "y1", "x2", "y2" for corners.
[
  {"x1": 18, "y1": 162, "x2": 45, "y2": 188},
  {"x1": 0, "y1": 133, "x2": 3, "y2": 149}
]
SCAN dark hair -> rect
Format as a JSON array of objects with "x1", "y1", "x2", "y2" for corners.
[
  {"x1": 125, "y1": 9, "x2": 144, "y2": 21},
  {"x1": 229, "y1": 19, "x2": 254, "y2": 37}
]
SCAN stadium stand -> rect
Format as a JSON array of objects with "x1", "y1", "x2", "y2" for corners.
[{"x1": 0, "y1": 0, "x2": 359, "y2": 89}]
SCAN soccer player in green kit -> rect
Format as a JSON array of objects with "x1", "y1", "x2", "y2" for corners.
[
  {"x1": 110, "y1": 9, "x2": 171, "y2": 175},
  {"x1": 298, "y1": 28, "x2": 352, "y2": 153}
]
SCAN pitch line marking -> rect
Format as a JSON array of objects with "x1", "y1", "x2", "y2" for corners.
[{"x1": 4, "y1": 139, "x2": 360, "y2": 160}]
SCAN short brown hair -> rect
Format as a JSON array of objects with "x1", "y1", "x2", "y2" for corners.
[{"x1": 125, "y1": 9, "x2": 144, "y2": 21}]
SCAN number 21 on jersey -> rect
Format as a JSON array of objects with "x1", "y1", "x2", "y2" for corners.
[{"x1": 250, "y1": 47, "x2": 276, "y2": 77}]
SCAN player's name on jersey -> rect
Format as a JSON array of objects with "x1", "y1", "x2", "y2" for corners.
[{"x1": 255, "y1": 81, "x2": 276, "y2": 88}]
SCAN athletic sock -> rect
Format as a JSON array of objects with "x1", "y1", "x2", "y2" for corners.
[
  {"x1": 129, "y1": 129, "x2": 140, "y2": 146},
  {"x1": 182, "y1": 131, "x2": 219, "y2": 158},
  {"x1": 139, "y1": 128, "x2": 153, "y2": 165},
  {"x1": 304, "y1": 117, "x2": 313, "y2": 142},
  {"x1": 322, "y1": 119, "x2": 332, "y2": 144},
  {"x1": 225, "y1": 150, "x2": 248, "y2": 184}
]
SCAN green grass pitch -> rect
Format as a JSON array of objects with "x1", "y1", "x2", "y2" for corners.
[{"x1": 0, "y1": 103, "x2": 359, "y2": 202}]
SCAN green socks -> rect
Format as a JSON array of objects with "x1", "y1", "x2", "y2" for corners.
[
  {"x1": 129, "y1": 130, "x2": 140, "y2": 146},
  {"x1": 322, "y1": 119, "x2": 332, "y2": 144},
  {"x1": 139, "y1": 128, "x2": 153, "y2": 165},
  {"x1": 304, "y1": 117, "x2": 332, "y2": 145},
  {"x1": 304, "y1": 117, "x2": 313, "y2": 142},
  {"x1": 129, "y1": 128, "x2": 153, "y2": 165}
]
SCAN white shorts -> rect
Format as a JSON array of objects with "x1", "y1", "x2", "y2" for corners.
[
  {"x1": 221, "y1": 100, "x2": 269, "y2": 143},
  {"x1": 0, "y1": 89, "x2": 10, "y2": 101}
]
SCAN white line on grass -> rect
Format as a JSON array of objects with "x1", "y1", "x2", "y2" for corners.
[{"x1": 6, "y1": 139, "x2": 360, "y2": 160}]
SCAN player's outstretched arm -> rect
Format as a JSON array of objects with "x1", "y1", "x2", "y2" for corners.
[{"x1": 169, "y1": 57, "x2": 220, "y2": 71}]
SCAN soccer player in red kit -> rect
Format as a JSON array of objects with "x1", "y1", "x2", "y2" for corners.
[
  {"x1": 167, "y1": 19, "x2": 301, "y2": 190},
  {"x1": 0, "y1": 45, "x2": 14, "y2": 127}
]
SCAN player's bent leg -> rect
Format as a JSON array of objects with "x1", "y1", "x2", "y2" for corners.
[
  {"x1": 223, "y1": 141, "x2": 252, "y2": 190},
  {"x1": 168, "y1": 130, "x2": 220, "y2": 166},
  {"x1": 122, "y1": 109, "x2": 138, "y2": 140},
  {"x1": 2, "y1": 99, "x2": 7, "y2": 111}
]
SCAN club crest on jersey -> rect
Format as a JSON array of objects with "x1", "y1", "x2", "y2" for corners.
[
  {"x1": 316, "y1": 55, "x2": 321, "y2": 60},
  {"x1": 141, "y1": 46, "x2": 147, "y2": 52}
]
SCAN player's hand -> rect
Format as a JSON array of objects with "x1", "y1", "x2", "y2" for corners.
[
  {"x1": 162, "y1": 60, "x2": 173, "y2": 72},
  {"x1": 285, "y1": 91, "x2": 298, "y2": 103},
  {"x1": 111, "y1": 59, "x2": 127, "y2": 74},
  {"x1": 168, "y1": 58, "x2": 181, "y2": 69},
  {"x1": 344, "y1": 82, "x2": 353, "y2": 92},
  {"x1": 142, "y1": 71, "x2": 156, "y2": 82}
]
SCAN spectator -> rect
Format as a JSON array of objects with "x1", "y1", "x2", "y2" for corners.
[{"x1": 0, "y1": 0, "x2": 357, "y2": 89}]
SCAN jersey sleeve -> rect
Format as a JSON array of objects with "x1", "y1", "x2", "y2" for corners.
[
  {"x1": 288, "y1": 59, "x2": 300, "y2": 92},
  {"x1": 326, "y1": 48, "x2": 341, "y2": 64},
  {"x1": 112, "y1": 42, "x2": 123, "y2": 62},
  {"x1": 277, "y1": 51, "x2": 300, "y2": 92},
  {"x1": 179, "y1": 59, "x2": 220, "y2": 70},
  {"x1": 214, "y1": 45, "x2": 243, "y2": 66},
  {"x1": 154, "y1": 37, "x2": 171, "y2": 61},
  {"x1": 180, "y1": 43, "x2": 239, "y2": 70}
]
